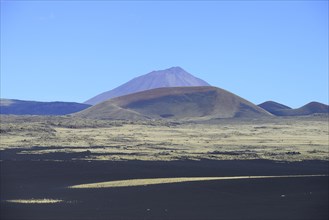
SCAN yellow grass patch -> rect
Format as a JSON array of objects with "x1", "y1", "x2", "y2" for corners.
[
  {"x1": 69, "y1": 174, "x2": 327, "y2": 188},
  {"x1": 4, "y1": 199, "x2": 63, "y2": 204}
]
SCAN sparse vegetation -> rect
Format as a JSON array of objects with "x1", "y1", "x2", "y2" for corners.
[{"x1": 0, "y1": 115, "x2": 328, "y2": 161}]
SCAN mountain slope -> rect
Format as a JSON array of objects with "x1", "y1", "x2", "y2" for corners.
[
  {"x1": 259, "y1": 101, "x2": 328, "y2": 116},
  {"x1": 76, "y1": 86, "x2": 271, "y2": 120},
  {"x1": 0, "y1": 99, "x2": 91, "y2": 115},
  {"x1": 85, "y1": 67, "x2": 210, "y2": 105}
]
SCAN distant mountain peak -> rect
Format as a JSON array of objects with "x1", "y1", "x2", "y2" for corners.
[
  {"x1": 85, "y1": 67, "x2": 210, "y2": 105},
  {"x1": 159, "y1": 66, "x2": 183, "y2": 71},
  {"x1": 165, "y1": 66, "x2": 185, "y2": 73}
]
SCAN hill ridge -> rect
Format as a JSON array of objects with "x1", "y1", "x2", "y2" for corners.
[
  {"x1": 258, "y1": 101, "x2": 328, "y2": 116},
  {"x1": 0, "y1": 99, "x2": 91, "y2": 115}
]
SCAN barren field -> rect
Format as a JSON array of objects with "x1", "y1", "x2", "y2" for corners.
[{"x1": 0, "y1": 115, "x2": 328, "y2": 161}]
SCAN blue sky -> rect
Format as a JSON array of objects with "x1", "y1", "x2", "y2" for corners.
[{"x1": 1, "y1": 1, "x2": 328, "y2": 108}]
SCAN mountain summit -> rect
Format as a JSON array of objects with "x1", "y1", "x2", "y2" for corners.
[{"x1": 85, "y1": 67, "x2": 210, "y2": 105}]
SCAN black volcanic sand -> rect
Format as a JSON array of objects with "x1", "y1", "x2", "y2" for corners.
[{"x1": 1, "y1": 155, "x2": 328, "y2": 220}]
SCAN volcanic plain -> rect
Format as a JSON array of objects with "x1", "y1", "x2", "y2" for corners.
[{"x1": 0, "y1": 114, "x2": 328, "y2": 219}]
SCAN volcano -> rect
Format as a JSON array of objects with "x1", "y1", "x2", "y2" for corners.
[
  {"x1": 77, "y1": 86, "x2": 271, "y2": 120},
  {"x1": 84, "y1": 67, "x2": 210, "y2": 105}
]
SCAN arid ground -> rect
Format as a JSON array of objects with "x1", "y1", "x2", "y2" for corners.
[
  {"x1": 0, "y1": 115, "x2": 328, "y2": 219},
  {"x1": 0, "y1": 115, "x2": 328, "y2": 161}
]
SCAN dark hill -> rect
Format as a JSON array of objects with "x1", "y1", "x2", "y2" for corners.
[
  {"x1": 258, "y1": 101, "x2": 292, "y2": 115},
  {"x1": 0, "y1": 99, "x2": 91, "y2": 115},
  {"x1": 84, "y1": 67, "x2": 210, "y2": 105},
  {"x1": 259, "y1": 101, "x2": 328, "y2": 116},
  {"x1": 76, "y1": 86, "x2": 271, "y2": 120}
]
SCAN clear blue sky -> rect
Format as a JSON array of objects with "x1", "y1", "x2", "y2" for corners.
[{"x1": 1, "y1": 1, "x2": 328, "y2": 108}]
